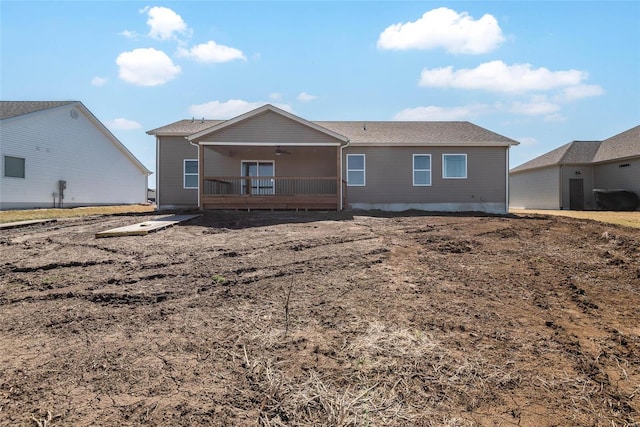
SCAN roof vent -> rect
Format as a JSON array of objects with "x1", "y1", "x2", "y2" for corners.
[{"x1": 70, "y1": 110, "x2": 78, "y2": 119}]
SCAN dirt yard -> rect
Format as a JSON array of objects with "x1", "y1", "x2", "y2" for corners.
[{"x1": 0, "y1": 211, "x2": 638, "y2": 426}]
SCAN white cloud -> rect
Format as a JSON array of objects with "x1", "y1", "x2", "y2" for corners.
[
  {"x1": 116, "y1": 48, "x2": 181, "y2": 86},
  {"x1": 419, "y1": 61, "x2": 586, "y2": 93},
  {"x1": 269, "y1": 92, "x2": 283, "y2": 101},
  {"x1": 555, "y1": 84, "x2": 604, "y2": 102},
  {"x1": 189, "y1": 99, "x2": 293, "y2": 119},
  {"x1": 176, "y1": 41, "x2": 246, "y2": 63},
  {"x1": 107, "y1": 118, "x2": 142, "y2": 130},
  {"x1": 119, "y1": 30, "x2": 139, "y2": 39},
  {"x1": 508, "y1": 98, "x2": 561, "y2": 116},
  {"x1": 377, "y1": 7, "x2": 504, "y2": 54},
  {"x1": 144, "y1": 6, "x2": 188, "y2": 40},
  {"x1": 393, "y1": 104, "x2": 491, "y2": 121},
  {"x1": 91, "y1": 76, "x2": 108, "y2": 87},
  {"x1": 393, "y1": 97, "x2": 569, "y2": 121},
  {"x1": 297, "y1": 92, "x2": 318, "y2": 102}
]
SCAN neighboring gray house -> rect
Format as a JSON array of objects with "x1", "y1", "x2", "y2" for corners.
[
  {"x1": 147, "y1": 104, "x2": 519, "y2": 213},
  {"x1": 510, "y1": 125, "x2": 639, "y2": 210},
  {"x1": 1, "y1": 101, "x2": 151, "y2": 209}
]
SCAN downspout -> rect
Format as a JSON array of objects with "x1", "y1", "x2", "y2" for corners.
[
  {"x1": 559, "y1": 164, "x2": 564, "y2": 209},
  {"x1": 505, "y1": 146, "x2": 509, "y2": 214},
  {"x1": 189, "y1": 139, "x2": 200, "y2": 209},
  {"x1": 339, "y1": 139, "x2": 351, "y2": 211},
  {"x1": 155, "y1": 136, "x2": 160, "y2": 210}
]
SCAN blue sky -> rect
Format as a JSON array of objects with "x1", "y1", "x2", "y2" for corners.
[{"x1": 2, "y1": 1, "x2": 639, "y2": 181}]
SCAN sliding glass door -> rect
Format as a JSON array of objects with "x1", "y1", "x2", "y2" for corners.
[{"x1": 241, "y1": 161, "x2": 275, "y2": 195}]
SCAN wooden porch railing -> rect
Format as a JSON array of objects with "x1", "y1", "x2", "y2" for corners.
[
  {"x1": 200, "y1": 176, "x2": 341, "y2": 210},
  {"x1": 202, "y1": 176, "x2": 338, "y2": 196}
]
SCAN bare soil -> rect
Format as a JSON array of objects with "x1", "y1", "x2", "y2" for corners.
[{"x1": 0, "y1": 211, "x2": 638, "y2": 426}]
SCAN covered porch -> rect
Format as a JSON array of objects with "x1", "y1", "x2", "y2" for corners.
[
  {"x1": 196, "y1": 144, "x2": 346, "y2": 210},
  {"x1": 187, "y1": 104, "x2": 351, "y2": 211}
]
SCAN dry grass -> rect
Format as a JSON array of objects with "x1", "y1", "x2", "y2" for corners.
[
  {"x1": 510, "y1": 209, "x2": 640, "y2": 229},
  {"x1": 0, "y1": 204, "x2": 156, "y2": 224},
  {"x1": 1, "y1": 211, "x2": 638, "y2": 425}
]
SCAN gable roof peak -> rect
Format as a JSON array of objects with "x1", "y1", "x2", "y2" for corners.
[
  {"x1": 187, "y1": 103, "x2": 350, "y2": 143},
  {"x1": 593, "y1": 125, "x2": 639, "y2": 163}
]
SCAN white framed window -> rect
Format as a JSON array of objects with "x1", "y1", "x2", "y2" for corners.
[
  {"x1": 346, "y1": 154, "x2": 365, "y2": 186},
  {"x1": 442, "y1": 154, "x2": 467, "y2": 179},
  {"x1": 413, "y1": 154, "x2": 431, "y2": 186},
  {"x1": 184, "y1": 159, "x2": 198, "y2": 189},
  {"x1": 4, "y1": 156, "x2": 25, "y2": 178}
]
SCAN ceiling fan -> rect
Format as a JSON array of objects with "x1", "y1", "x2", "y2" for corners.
[{"x1": 274, "y1": 146, "x2": 291, "y2": 156}]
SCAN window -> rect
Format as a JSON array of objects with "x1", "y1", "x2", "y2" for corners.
[
  {"x1": 184, "y1": 159, "x2": 198, "y2": 189},
  {"x1": 413, "y1": 154, "x2": 431, "y2": 186},
  {"x1": 241, "y1": 161, "x2": 275, "y2": 195},
  {"x1": 443, "y1": 154, "x2": 467, "y2": 179},
  {"x1": 4, "y1": 156, "x2": 25, "y2": 178},
  {"x1": 346, "y1": 154, "x2": 365, "y2": 186}
]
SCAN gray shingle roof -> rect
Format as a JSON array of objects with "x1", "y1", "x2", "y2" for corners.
[
  {"x1": 0, "y1": 101, "x2": 77, "y2": 120},
  {"x1": 511, "y1": 125, "x2": 639, "y2": 173},
  {"x1": 148, "y1": 117, "x2": 518, "y2": 146},
  {"x1": 510, "y1": 141, "x2": 601, "y2": 173},
  {"x1": 316, "y1": 121, "x2": 517, "y2": 145},
  {"x1": 592, "y1": 125, "x2": 639, "y2": 163},
  {"x1": 562, "y1": 141, "x2": 602, "y2": 163},
  {"x1": 146, "y1": 119, "x2": 225, "y2": 136}
]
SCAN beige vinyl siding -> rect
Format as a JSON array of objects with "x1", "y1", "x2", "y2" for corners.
[
  {"x1": 197, "y1": 110, "x2": 341, "y2": 145},
  {"x1": 593, "y1": 158, "x2": 640, "y2": 198},
  {"x1": 202, "y1": 146, "x2": 338, "y2": 177},
  {"x1": 343, "y1": 146, "x2": 506, "y2": 205},
  {"x1": 158, "y1": 140, "x2": 339, "y2": 208},
  {"x1": 510, "y1": 167, "x2": 560, "y2": 209},
  {"x1": 158, "y1": 136, "x2": 198, "y2": 207}
]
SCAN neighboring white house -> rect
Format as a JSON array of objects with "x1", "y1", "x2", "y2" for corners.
[
  {"x1": 510, "y1": 125, "x2": 639, "y2": 210},
  {"x1": 0, "y1": 101, "x2": 151, "y2": 210}
]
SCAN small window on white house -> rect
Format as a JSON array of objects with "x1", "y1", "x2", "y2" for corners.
[
  {"x1": 346, "y1": 154, "x2": 365, "y2": 186},
  {"x1": 4, "y1": 156, "x2": 25, "y2": 178},
  {"x1": 443, "y1": 154, "x2": 467, "y2": 179},
  {"x1": 413, "y1": 154, "x2": 431, "y2": 186},
  {"x1": 184, "y1": 159, "x2": 198, "y2": 189}
]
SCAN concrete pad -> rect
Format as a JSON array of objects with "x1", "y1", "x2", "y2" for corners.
[
  {"x1": 95, "y1": 215, "x2": 201, "y2": 238},
  {"x1": 0, "y1": 219, "x2": 57, "y2": 230}
]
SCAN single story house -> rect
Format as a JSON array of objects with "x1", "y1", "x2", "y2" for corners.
[
  {"x1": 147, "y1": 104, "x2": 519, "y2": 213},
  {"x1": 0, "y1": 101, "x2": 151, "y2": 210},
  {"x1": 509, "y1": 125, "x2": 639, "y2": 210}
]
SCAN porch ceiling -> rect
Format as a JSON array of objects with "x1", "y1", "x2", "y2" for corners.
[
  {"x1": 197, "y1": 141, "x2": 342, "y2": 146},
  {"x1": 205, "y1": 145, "x2": 338, "y2": 155}
]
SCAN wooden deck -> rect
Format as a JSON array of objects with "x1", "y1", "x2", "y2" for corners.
[{"x1": 201, "y1": 195, "x2": 338, "y2": 210}]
